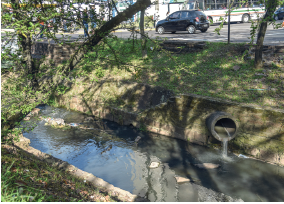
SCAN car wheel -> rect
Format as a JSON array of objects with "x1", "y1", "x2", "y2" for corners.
[
  {"x1": 274, "y1": 15, "x2": 279, "y2": 21},
  {"x1": 171, "y1": 31, "x2": 176, "y2": 34},
  {"x1": 242, "y1": 14, "x2": 250, "y2": 23},
  {"x1": 201, "y1": 28, "x2": 208, "y2": 33},
  {"x1": 157, "y1": 26, "x2": 165, "y2": 34},
  {"x1": 187, "y1": 25, "x2": 196, "y2": 34}
]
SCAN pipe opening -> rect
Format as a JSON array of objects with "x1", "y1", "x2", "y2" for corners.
[
  {"x1": 206, "y1": 112, "x2": 238, "y2": 142},
  {"x1": 214, "y1": 118, "x2": 237, "y2": 141}
]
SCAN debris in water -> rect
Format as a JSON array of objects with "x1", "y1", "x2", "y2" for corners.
[
  {"x1": 54, "y1": 118, "x2": 65, "y2": 125},
  {"x1": 149, "y1": 162, "x2": 160, "y2": 169},
  {"x1": 175, "y1": 176, "x2": 191, "y2": 183},
  {"x1": 134, "y1": 136, "x2": 141, "y2": 143},
  {"x1": 195, "y1": 163, "x2": 220, "y2": 169},
  {"x1": 42, "y1": 117, "x2": 65, "y2": 126},
  {"x1": 238, "y1": 154, "x2": 249, "y2": 158},
  {"x1": 51, "y1": 120, "x2": 58, "y2": 126}
]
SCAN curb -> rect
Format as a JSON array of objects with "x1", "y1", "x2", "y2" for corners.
[{"x1": 1, "y1": 28, "x2": 155, "y2": 34}]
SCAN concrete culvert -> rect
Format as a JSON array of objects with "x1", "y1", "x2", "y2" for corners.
[{"x1": 206, "y1": 112, "x2": 238, "y2": 142}]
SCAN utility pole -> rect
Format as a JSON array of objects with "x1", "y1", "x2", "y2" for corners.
[{"x1": 228, "y1": 0, "x2": 230, "y2": 44}]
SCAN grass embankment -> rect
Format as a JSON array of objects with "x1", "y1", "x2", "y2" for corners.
[
  {"x1": 1, "y1": 144, "x2": 117, "y2": 202},
  {"x1": 2, "y1": 39, "x2": 283, "y2": 202},
  {"x1": 73, "y1": 39, "x2": 284, "y2": 109}
]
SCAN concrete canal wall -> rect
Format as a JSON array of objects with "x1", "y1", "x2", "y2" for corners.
[{"x1": 53, "y1": 79, "x2": 284, "y2": 166}]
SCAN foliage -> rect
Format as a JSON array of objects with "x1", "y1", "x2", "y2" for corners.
[{"x1": 1, "y1": 0, "x2": 152, "y2": 144}]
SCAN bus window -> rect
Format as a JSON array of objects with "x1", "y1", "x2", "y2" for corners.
[
  {"x1": 188, "y1": 3, "x2": 195, "y2": 9},
  {"x1": 204, "y1": 0, "x2": 216, "y2": 10},
  {"x1": 199, "y1": 2, "x2": 204, "y2": 10}
]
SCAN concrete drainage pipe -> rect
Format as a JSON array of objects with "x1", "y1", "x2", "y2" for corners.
[{"x1": 206, "y1": 112, "x2": 238, "y2": 142}]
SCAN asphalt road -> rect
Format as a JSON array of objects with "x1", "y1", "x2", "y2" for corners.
[
  {"x1": 113, "y1": 20, "x2": 284, "y2": 45},
  {"x1": 1, "y1": 20, "x2": 284, "y2": 45}
]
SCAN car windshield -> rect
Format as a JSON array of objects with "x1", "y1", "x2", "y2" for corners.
[
  {"x1": 170, "y1": 12, "x2": 180, "y2": 19},
  {"x1": 195, "y1": 11, "x2": 206, "y2": 17}
]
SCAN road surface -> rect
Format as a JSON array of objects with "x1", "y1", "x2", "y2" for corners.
[{"x1": 1, "y1": 20, "x2": 284, "y2": 45}]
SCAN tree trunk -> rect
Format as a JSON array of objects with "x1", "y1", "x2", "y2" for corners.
[
  {"x1": 11, "y1": 0, "x2": 38, "y2": 89},
  {"x1": 19, "y1": 33, "x2": 38, "y2": 89},
  {"x1": 140, "y1": 9, "x2": 147, "y2": 58},
  {"x1": 254, "y1": 0, "x2": 278, "y2": 69},
  {"x1": 254, "y1": 22, "x2": 267, "y2": 69}
]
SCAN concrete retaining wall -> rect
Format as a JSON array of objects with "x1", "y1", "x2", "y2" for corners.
[
  {"x1": 31, "y1": 41, "x2": 284, "y2": 66},
  {"x1": 54, "y1": 79, "x2": 284, "y2": 166}
]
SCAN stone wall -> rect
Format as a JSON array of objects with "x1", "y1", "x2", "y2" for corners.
[
  {"x1": 31, "y1": 41, "x2": 284, "y2": 66},
  {"x1": 54, "y1": 79, "x2": 284, "y2": 166},
  {"x1": 31, "y1": 42, "x2": 81, "y2": 65}
]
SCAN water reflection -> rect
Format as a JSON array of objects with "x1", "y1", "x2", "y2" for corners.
[{"x1": 22, "y1": 105, "x2": 284, "y2": 202}]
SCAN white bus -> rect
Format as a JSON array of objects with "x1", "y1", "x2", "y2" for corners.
[{"x1": 187, "y1": 0, "x2": 265, "y2": 23}]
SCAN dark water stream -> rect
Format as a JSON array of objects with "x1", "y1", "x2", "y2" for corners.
[{"x1": 21, "y1": 105, "x2": 284, "y2": 202}]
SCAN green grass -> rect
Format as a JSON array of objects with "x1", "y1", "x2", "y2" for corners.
[
  {"x1": 1, "y1": 145, "x2": 117, "y2": 202},
  {"x1": 73, "y1": 38, "x2": 284, "y2": 110}
]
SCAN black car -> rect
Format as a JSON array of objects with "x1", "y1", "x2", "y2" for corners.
[
  {"x1": 274, "y1": 7, "x2": 284, "y2": 20},
  {"x1": 155, "y1": 10, "x2": 209, "y2": 34}
]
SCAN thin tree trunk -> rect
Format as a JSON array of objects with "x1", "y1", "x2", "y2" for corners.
[
  {"x1": 11, "y1": 0, "x2": 38, "y2": 89},
  {"x1": 19, "y1": 33, "x2": 38, "y2": 89},
  {"x1": 140, "y1": 9, "x2": 147, "y2": 58},
  {"x1": 254, "y1": 22, "x2": 267, "y2": 69},
  {"x1": 254, "y1": 0, "x2": 278, "y2": 69}
]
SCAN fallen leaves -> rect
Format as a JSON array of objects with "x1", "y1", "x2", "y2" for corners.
[
  {"x1": 11, "y1": 167, "x2": 17, "y2": 172},
  {"x1": 38, "y1": 180, "x2": 48, "y2": 188},
  {"x1": 80, "y1": 190, "x2": 89, "y2": 196},
  {"x1": 15, "y1": 180, "x2": 28, "y2": 187},
  {"x1": 105, "y1": 195, "x2": 110, "y2": 202}
]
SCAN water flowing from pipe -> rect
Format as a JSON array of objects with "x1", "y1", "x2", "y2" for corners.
[
  {"x1": 222, "y1": 139, "x2": 228, "y2": 157},
  {"x1": 221, "y1": 121, "x2": 231, "y2": 157}
]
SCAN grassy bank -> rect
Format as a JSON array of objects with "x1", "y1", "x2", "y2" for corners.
[
  {"x1": 1, "y1": 144, "x2": 117, "y2": 202},
  {"x1": 72, "y1": 39, "x2": 284, "y2": 110}
]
